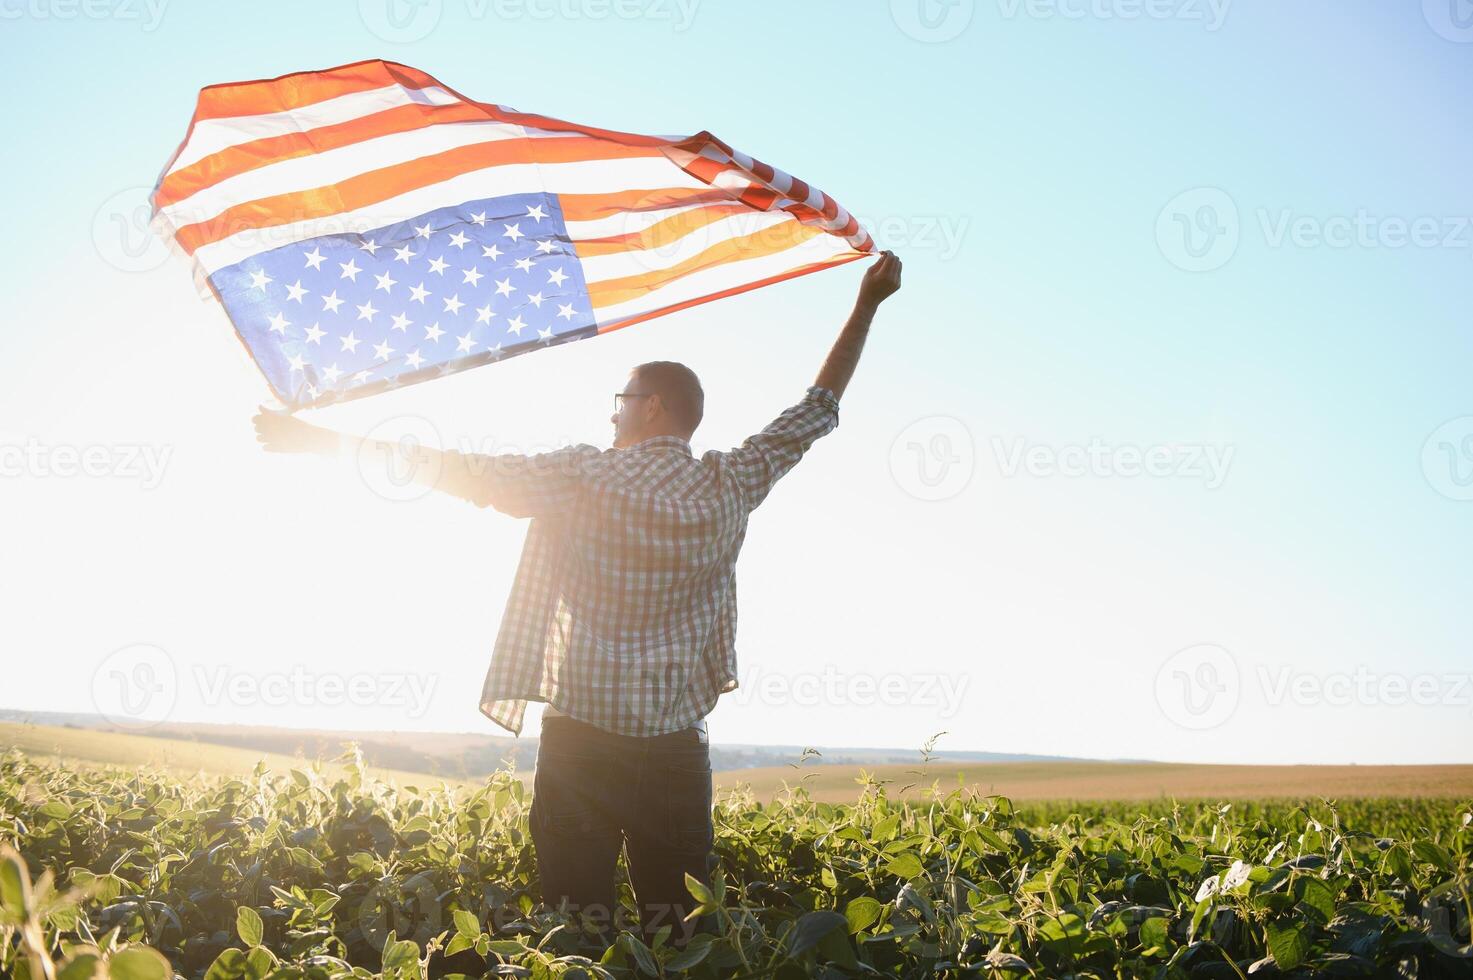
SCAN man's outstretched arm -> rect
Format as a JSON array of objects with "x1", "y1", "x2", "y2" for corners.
[
  {"x1": 725, "y1": 251, "x2": 903, "y2": 508},
  {"x1": 814, "y1": 250, "x2": 902, "y2": 401},
  {"x1": 250, "y1": 411, "x2": 592, "y2": 515}
]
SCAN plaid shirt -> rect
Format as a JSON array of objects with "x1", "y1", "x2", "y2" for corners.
[{"x1": 448, "y1": 385, "x2": 840, "y2": 737}]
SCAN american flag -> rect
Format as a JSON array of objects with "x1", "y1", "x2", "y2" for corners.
[{"x1": 150, "y1": 59, "x2": 876, "y2": 409}]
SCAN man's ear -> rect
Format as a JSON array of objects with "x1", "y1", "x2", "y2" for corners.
[{"x1": 645, "y1": 394, "x2": 664, "y2": 423}]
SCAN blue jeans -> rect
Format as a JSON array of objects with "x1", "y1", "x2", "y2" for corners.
[{"x1": 529, "y1": 713, "x2": 717, "y2": 950}]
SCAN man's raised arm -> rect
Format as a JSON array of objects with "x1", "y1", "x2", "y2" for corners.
[
  {"x1": 725, "y1": 251, "x2": 902, "y2": 509},
  {"x1": 814, "y1": 250, "x2": 902, "y2": 401},
  {"x1": 250, "y1": 410, "x2": 595, "y2": 517}
]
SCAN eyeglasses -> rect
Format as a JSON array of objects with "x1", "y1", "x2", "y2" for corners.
[{"x1": 614, "y1": 392, "x2": 654, "y2": 414}]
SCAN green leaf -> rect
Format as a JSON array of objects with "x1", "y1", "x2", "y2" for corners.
[
  {"x1": 235, "y1": 906, "x2": 263, "y2": 947},
  {"x1": 1386, "y1": 844, "x2": 1414, "y2": 882},
  {"x1": 1140, "y1": 916, "x2": 1170, "y2": 951},
  {"x1": 1412, "y1": 840, "x2": 1454, "y2": 874},
  {"x1": 663, "y1": 936, "x2": 712, "y2": 971},
  {"x1": 57, "y1": 953, "x2": 105, "y2": 980},
  {"x1": 0, "y1": 848, "x2": 32, "y2": 918},
  {"x1": 884, "y1": 851, "x2": 925, "y2": 880},
  {"x1": 106, "y1": 947, "x2": 171, "y2": 980},
  {"x1": 844, "y1": 896, "x2": 883, "y2": 935},
  {"x1": 1267, "y1": 920, "x2": 1309, "y2": 971},
  {"x1": 618, "y1": 931, "x2": 659, "y2": 976},
  {"x1": 381, "y1": 938, "x2": 422, "y2": 980},
  {"x1": 1296, "y1": 877, "x2": 1335, "y2": 925},
  {"x1": 684, "y1": 872, "x2": 715, "y2": 910},
  {"x1": 452, "y1": 909, "x2": 480, "y2": 939},
  {"x1": 785, "y1": 910, "x2": 848, "y2": 958}
]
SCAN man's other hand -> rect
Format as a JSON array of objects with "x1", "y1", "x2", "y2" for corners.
[
  {"x1": 253, "y1": 406, "x2": 332, "y2": 455},
  {"x1": 858, "y1": 250, "x2": 902, "y2": 310}
]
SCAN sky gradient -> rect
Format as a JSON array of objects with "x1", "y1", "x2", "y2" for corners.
[{"x1": 2, "y1": 0, "x2": 1471, "y2": 764}]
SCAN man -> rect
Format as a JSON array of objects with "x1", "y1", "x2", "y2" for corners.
[{"x1": 252, "y1": 250, "x2": 902, "y2": 950}]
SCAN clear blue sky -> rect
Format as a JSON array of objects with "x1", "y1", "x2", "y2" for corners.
[{"x1": 2, "y1": 0, "x2": 1470, "y2": 764}]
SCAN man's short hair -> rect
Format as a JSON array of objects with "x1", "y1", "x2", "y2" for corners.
[{"x1": 633, "y1": 361, "x2": 704, "y2": 436}]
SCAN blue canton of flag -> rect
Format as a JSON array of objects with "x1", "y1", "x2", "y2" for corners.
[{"x1": 209, "y1": 193, "x2": 596, "y2": 407}]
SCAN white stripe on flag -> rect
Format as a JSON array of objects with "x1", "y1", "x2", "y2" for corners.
[
  {"x1": 167, "y1": 85, "x2": 463, "y2": 174},
  {"x1": 188, "y1": 156, "x2": 712, "y2": 274},
  {"x1": 590, "y1": 232, "x2": 858, "y2": 326},
  {"x1": 577, "y1": 210, "x2": 796, "y2": 284},
  {"x1": 162, "y1": 120, "x2": 574, "y2": 226}
]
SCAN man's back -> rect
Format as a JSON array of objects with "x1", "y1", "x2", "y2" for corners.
[{"x1": 475, "y1": 385, "x2": 842, "y2": 737}]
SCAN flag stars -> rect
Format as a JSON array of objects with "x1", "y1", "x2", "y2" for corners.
[
  {"x1": 339, "y1": 258, "x2": 361, "y2": 281},
  {"x1": 428, "y1": 256, "x2": 449, "y2": 275},
  {"x1": 527, "y1": 204, "x2": 549, "y2": 223},
  {"x1": 340, "y1": 331, "x2": 362, "y2": 353},
  {"x1": 303, "y1": 247, "x2": 326, "y2": 270},
  {"x1": 547, "y1": 268, "x2": 568, "y2": 287},
  {"x1": 475, "y1": 303, "x2": 493, "y2": 325},
  {"x1": 495, "y1": 278, "x2": 515, "y2": 297},
  {"x1": 406, "y1": 349, "x2": 425, "y2": 369},
  {"x1": 374, "y1": 271, "x2": 398, "y2": 293},
  {"x1": 287, "y1": 353, "x2": 307, "y2": 373},
  {"x1": 535, "y1": 239, "x2": 557, "y2": 255},
  {"x1": 373, "y1": 339, "x2": 395, "y2": 362},
  {"x1": 414, "y1": 222, "x2": 434, "y2": 239},
  {"x1": 356, "y1": 300, "x2": 379, "y2": 322},
  {"x1": 503, "y1": 222, "x2": 524, "y2": 242},
  {"x1": 285, "y1": 280, "x2": 308, "y2": 303},
  {"x1": 537, "y1": 326, "x2": 555, "y2": 343},
  {"x1": 409, "y1": 283, "x2": 430, "y2": 304},
  {"x1": 443, "y1": 294, "x2": 464, "y2": 315},
  {"x1": 514, "y1": 257, "x2": 533, "y2": 273},
  {"x1": 249, "y1": 269, "x2": 273, "y2": 292},
  {"x1": 505, "y1": 315, "x2": 527, "y2": 336},
  {"x1": 390, "y1": 312, "x2": 412, "y2": 333},
  {"x1": 527, "y1": 292, "x2": 545, "y2": 308},
  {"x1": 267, "y1": 312, "x2": 290, "y2": 335},
  {"x1": 463, "y1": 266, "x2": 484, "y2": 287},
  {"x1": 424, "y1": 323, "x2": 445, "y2": 343},
  {"x1": 359, "y1": 238, "x2": 381, "y2": 255},
  {"x1": 456, "y1": 331, "x2": 477, "y2": 353},
  {"x1": 353, "y1": 370, "x2": 372, "y2": 385},
  {"x1": 394, "y1": 244, "x2": 415, "y2": 264},
  {"x1": 470, "y1": 211, "x2": 487, "y2": 226},
  {"x1": 481, "y1": 243, "x2": 502, "y2": 261},
  {"x1": 557, "y1": 303, "x2": 577, "y2": 321},
  {"x1": 304, "y1": 323, "x2": 326, "y2": 344},
  {"x1": 322, "y1": 363, "x2": 342, "y2": 383},
  {"x1": 321, "y1": 290, "x2": 345, "y2": 314},
  {"x1": 449, "y1": 230, "x2": 470, "y2": 249}
]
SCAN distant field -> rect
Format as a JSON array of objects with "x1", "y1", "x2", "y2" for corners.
[
  {"x1": 6, "y1": 721, "x2": 1470, "y2": 803},
  {"x1": 717, "y1": 759, "x2": 1473, "y2": 802},
  {"x1": 0, "y1": 721, "x2": 471, "y2": 790}
]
